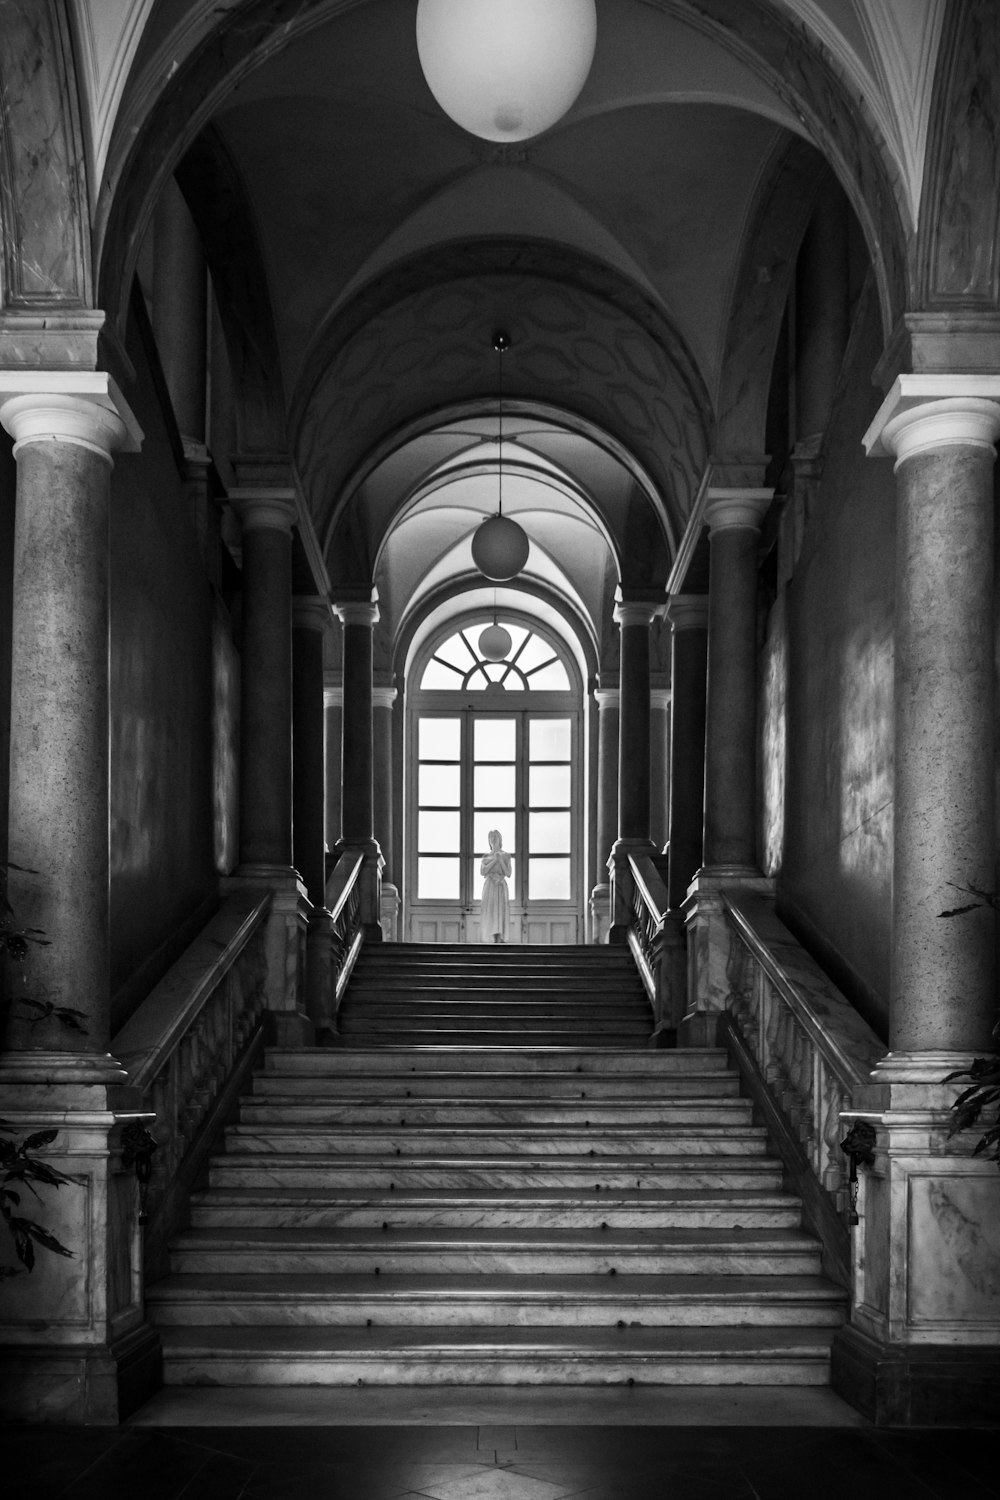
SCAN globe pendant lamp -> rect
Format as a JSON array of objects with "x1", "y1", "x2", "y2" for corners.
[
  {"x1": 471, "y1": 332, "x2": 530, "y2": 583},
  {"x1": 416, "y1": 0, "x2": 597, "y2": 143},
  {"x1": 479, "y1": 592, "x2": 512, "y2": 661}
]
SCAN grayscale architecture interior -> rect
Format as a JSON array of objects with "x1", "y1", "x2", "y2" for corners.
[{"x1": 0, "y1": 0, "x2": 998, "y2": 1475}]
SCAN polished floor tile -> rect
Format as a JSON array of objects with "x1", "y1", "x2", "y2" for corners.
[{"x1": 4, "y1": 1421, "x2": 998, "y2": 1500}]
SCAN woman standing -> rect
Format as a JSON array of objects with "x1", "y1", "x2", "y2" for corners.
[{"x1": 480, "y1": 829, "x2": 511, "y2": 943}]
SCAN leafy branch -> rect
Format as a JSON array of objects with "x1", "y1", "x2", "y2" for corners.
[
  {"x1": 938, "y1": 884, "x2": 999, "y2": 1169},
  {"x1": 0, "y1": 1121, "x2": 77, "y2": 1276}
]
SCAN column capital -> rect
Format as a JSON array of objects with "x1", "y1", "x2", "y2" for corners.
[
  {"x1": 0, "y1": 371, "x2": 142, "y2": 463},
  {"x1": 593, "y1": 687, "x2": 620, "y2": 711},
  {"x1": 864, "y1": 375, "x2": 1000, "y2": 467},
  {"x1": 666, "y1": 593, "x2": 709, "y2": 631},
  {"x1": 372, "y1": 685, "x2": 397, "y2": 711},
  {"x1": 333, "y1": 595, "x2": 380, "y2": 628},
  {"x1": 650, "y1": 687, "x2": 672, "y2": 711},
  {"x1": 292, "y1": 595, "x2": 331, "y2": 633},
  {"x1": 704, "y1": 488, "x2": 772, "y2": 534},
  {"x1": 613, "y1": 588, "x2": 664, "y2": 629},
  {"x1": 230, "y1": 488, "x2": 297, "y2": 533}
]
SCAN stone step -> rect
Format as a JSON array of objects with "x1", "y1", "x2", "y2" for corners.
[
  {"x1": 168, "y1": 1226, "x2": 822, "y2": 1278},
  {"x1": 337, "y1": 1011, "x2": 651, "y2": 1029},
  {"x1": 238, "y1": 1098, "x2": 756, "y2": 1127},
  {"x1": 357, "y1": 945, "x2": 633, "y2": 960},
  {"x1": 344, "y1": 982, "x2": 648, "y2": 997},
  {"x1": 208, "y1": 1156, "x2": 785, "y2": 1190},
  {"x1": 159, "y1": 1323, "x2": 837, "y2": 1386},
  {"x1": 188, "y1": 1186, "x2": 803, "y2": 1231},
  {"x1": 262, "y1": 1047, "x2": 730, "y2": 1074},
  {"x1": 149, "y1": 1272, "x2": 844, "y2": 1327},
  {"x1": 223, "y1": 1125, "x2": 769, "y2": 1158},
  {"x1": 254, "y1": 1070, "x2": 742, "y2": 1099},
  {"x1": 338, "y1": 998, "x2": 651, "y2": 1015},
  {"x1": 337, "y1": 1031, "x2": 651, "y2": 1047}
]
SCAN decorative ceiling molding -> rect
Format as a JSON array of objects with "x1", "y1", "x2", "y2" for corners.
[{"x1": 69, "y1": 0, "x2": 155, "y2": 192}]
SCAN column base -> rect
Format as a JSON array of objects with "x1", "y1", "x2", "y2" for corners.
[
  {"x1": 607, "y1": 838, "x2": 656, "y2": 943},
  {"x1": 380, "y1": 881, "x2": 400, "y2": 942},
  {"x1": 0, "y1": 1057, "x2": 159, "y2": 1422},
  {"x1": 831, "y1": 1324, "x2": 1000, "y2": 1426},
  {"x1": 335, "y1": 837, "x2": 384, "y2": 937},
  {"x1": 679, "y1": 867, "x2": 773, "y2": 1046},
  {"x1": 224, "y1": 866, "x2": 312, "y2": 1041},
  {"x1": 589, "y1": 884, "x2": 611, "y2": 944}
]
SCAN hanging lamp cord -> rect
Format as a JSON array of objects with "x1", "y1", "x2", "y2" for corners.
[{"x1": 493, "y1": 330, "x2": 509, "y2": 517}]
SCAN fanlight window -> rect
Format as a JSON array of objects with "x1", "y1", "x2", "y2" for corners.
[{"x1": 420, "y1": 622, "x2": 571, "y2": 692}]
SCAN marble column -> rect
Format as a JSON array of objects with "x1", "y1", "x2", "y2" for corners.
[
  {"x1": 0, "y1": 375, "x2": 159, "y2": 1421},
  {"x1": 293, "y1": 597, "x2": 335, "y2": 1038},
  {"x1": 373, "y1": 683, "x2": 399, "y2": 941},
  {"x1": 324, "y1": 674, "x2": 343, "y2": 855},
  {"x1": 608, "y1": 594, "x2": 661, "y2": 940},
  {"x1": 666, "y1": 595, "x2": 709, "y2": 909},
  {"x1": 681, "y1": 490, "x2": 772, "y2": 1044},
  {"x1": 229, "y1": 489, "x2": 310, "y2": 1041},
  {"x1": 334, "y1": 594, "x2": 384, "y2": 936},
  {"x1": 662, "y1": 594, "x2": 709, "y2": 1032},
  {"x1": 649, "y1": 686, "x2": 671, "y2": 851},
  {"x1": 589, "y1": 686, "x2": 619, "y2": 943},
  {"x1": 832, "y1": 377, "x2": 1000, "y2": 1423}
]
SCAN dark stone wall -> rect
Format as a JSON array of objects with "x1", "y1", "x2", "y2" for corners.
[
  {"x1": 108, "y1": 309, "x2": 225, "y2": 1034},
  {"x1": 759, "y1": 289, "x2": 895, "y2": 1039},
  {"x1": 0, "y1": 440, "x2": 15, "y2": 869}
]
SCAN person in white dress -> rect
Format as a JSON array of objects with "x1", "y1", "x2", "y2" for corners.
[{"x1": 480, "y1": 828, "x2": 511, "y2": 943}]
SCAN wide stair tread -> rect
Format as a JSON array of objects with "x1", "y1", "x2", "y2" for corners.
[{"x1": 151, "y1": 952, "x2": 846, "y2": 1390}]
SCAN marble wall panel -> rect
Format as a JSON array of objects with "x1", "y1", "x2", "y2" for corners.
[
  {"x1": 772, "y1": 292, "x2": 895, "y2": 1035},
  {"x1": 108, "y1": 308, "x2": 219, "y2": 1032},
  {"x1": 908, "y1": 1173, "x2": 1000, "y2": 1333}
]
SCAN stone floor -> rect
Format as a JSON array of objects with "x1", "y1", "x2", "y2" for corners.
[{"x1": 4, "y1": 1388, "x2": 997, "y2": 1499}]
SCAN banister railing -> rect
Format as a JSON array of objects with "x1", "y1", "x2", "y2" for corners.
[
  {"x1": 626, "y1": 854, "x2": 683, "y2": 1041},
  {"x1": 326, "y1": 849, "x2": 364, "y2": 1008},
  {"x1": 719, "y1": 891, "x2": 884, "y2": 1285},
  {"x1": 112, "y1": 889, "x2": 271, "y2": 1274}
]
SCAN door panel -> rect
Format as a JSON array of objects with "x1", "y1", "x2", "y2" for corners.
[{"x1": 408, "y1": 706, "x2": 580, "y2": 942}]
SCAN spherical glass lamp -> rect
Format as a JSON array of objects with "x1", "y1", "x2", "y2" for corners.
[
  {"x1": 416, "y1": 0, "x2": 597, "y2": 143},
  {"x1": 471, "y1": 513, "x2": 530, "y2": 581},
  {"x1": 479, "y1": 621, "x2": 512, "y2": 661}
]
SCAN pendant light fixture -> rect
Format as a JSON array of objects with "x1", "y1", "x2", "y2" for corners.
[
  {"x1": 479, "y1": 590, "x2": 512, "y2": 661},
  {"x1": 416, "y1": 0, "x2": 597, "y2": 144},
  {"x1": 471, "y1": 332, "x2": 530, "y2": 583}
]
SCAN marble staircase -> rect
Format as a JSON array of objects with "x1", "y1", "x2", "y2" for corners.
[{"x1": 149, "y1": 943, "x2": 847, "y2": 1388}]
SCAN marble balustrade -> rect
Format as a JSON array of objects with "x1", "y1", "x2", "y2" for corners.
[
  {"x1": 719, "y1": 893, "x2": 884, "y2": 1219},
  {"x1": 112, "y1": 890, "x2": 272, "y2": 1275},
  {"x1": 325, "y1": 850, "x2": 365, "y2": 1021}
]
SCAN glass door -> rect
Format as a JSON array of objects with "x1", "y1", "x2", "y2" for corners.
[{"x1": 410, "y1": 708, "x2": 579, "y2": 943}]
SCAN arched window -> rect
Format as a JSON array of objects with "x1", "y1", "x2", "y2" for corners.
[{"x1": 406, "y1": 611, "x2": 583, "y2": 944}]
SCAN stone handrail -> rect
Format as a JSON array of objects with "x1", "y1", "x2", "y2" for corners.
[
  {"x1": 720, "y1": 890, "x2": 884, "y2": 1284},
  {"x1": 112, "y1": 888, "x2": 271, "y2": 1274},
  {"x1": 326, "y1": 849, "x2": 364, "y2": 1006},
  {"x1": 626, "y1": 854, "x2": 674, "y2": 1037}
]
